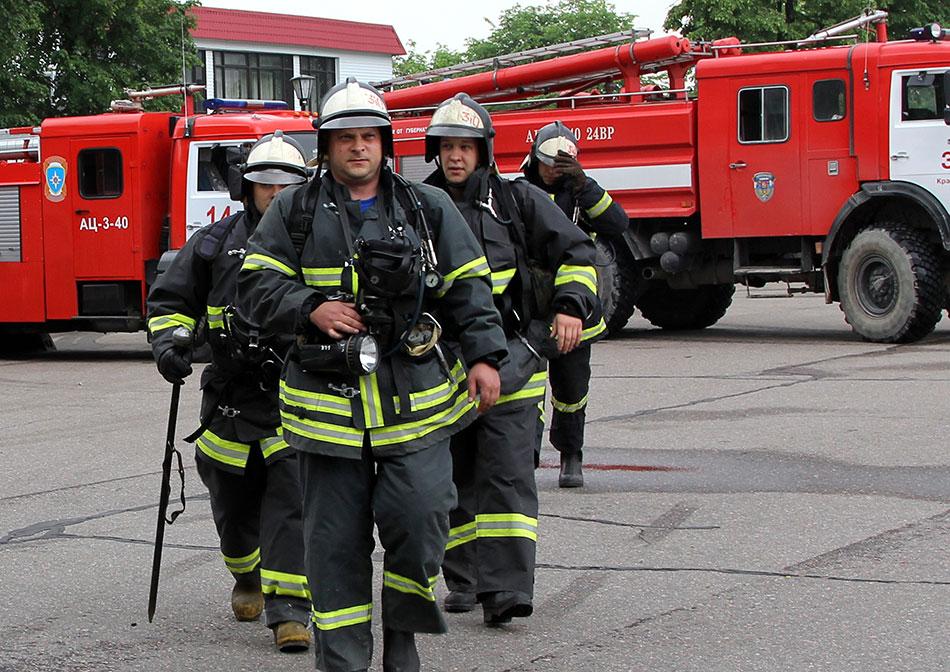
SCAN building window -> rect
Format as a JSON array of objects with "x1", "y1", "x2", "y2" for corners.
[
  {"x1": 738, "y1": 86, "x2": 789, "y2": 144},
  {"x1": 813, "y1": 79, "x2": 846, "y2": 122},
  {"x1": 213, "y1": 52, "x2": 294, "y2": 106},
  {"x1": 901, "y1": 72, "x2": 945, "y2": 121},
  {"x1": 78, "y1": 148, "x2": 123, "y2": 199},
  {"x1": 189, "y1": 49, "x2": 207, "y2": 86},
  {"x1": 299, "y1": 56, "x2": 337, "y2": 110}
]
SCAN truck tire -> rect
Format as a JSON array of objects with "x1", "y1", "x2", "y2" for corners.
[
  {"x1": 838, "y1": 224, "x2": 943, "y2": 343},
  {"x1": 595, "y1": 238, "x2": 641, "y2": 336},
  {"x1": 636, "y1": 281, "x2": 735, "y2": 330}
]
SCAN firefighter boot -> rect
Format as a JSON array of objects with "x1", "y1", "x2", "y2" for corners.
[
  {"x1": 482, "y1": 591, "x2": 533, "y2": 627},
  {"x1": 443, "y1": 590, "x2": 476, "y2": 613},
  {"x1": 273, "y1": 620, "x2": 311, "y2": 653},
  {"x1": 558, "y1": 452, "x2": 584, "y2": 488},
  {"x1": 230, "y1": 572, "x2": 263, "y2": 621},
  {"x1": 382, "y1": 627, "x2": 420, "y2": 672}
]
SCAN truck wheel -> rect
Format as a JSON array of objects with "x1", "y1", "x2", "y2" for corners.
[
  {"x1": 636, "y1": 281, "x2": 735, "y2": 330},
  {"x1": 0, "y1": 332, "x2": 55, "y2": 355},
  {"x1": 838, "y1": 224, "x2": 943, "y2": 343},
  {"x1": 595, "y1": 238, "x2": 641, "y2": 336}
]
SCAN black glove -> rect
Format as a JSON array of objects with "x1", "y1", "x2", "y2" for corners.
[
  {"x1": 553, "y1": 150, "x2": 586, "y2": 194},
  {"x1": 157, "y1": 347, "x2": 193, "y2": 385}
]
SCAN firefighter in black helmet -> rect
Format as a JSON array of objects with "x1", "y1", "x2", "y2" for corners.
[
  {"x1": 238, "y1": 78, "x2": 507, "y2": 672},
  {"x1": 522, "y1": 121, "x2": 628, "y2": 487},
  {"x1": 146, "y1": 131, "x2": 312, "y2": 653},
  {"x1": 423, "y1": 94, "x2": 600, "y2": 623}
]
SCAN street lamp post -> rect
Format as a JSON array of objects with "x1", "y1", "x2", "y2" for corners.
[{"x1": 291, "y1": 75, "x2": 316, "y2": 112}]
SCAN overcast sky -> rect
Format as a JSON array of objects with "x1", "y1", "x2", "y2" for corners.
[{"x1": 200, "y1": 1, "x2": 677, "y2": 54}]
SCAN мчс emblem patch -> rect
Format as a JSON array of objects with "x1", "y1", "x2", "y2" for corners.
[{"x1": 753, "y1": 171, "x2": 775, "y2": 203}]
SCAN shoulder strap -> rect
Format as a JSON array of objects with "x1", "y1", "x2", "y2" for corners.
[
  {"x1": 287, "y1": 178, "x2": 321, "y2": 258},
  {"x1": 196, "y1": 212, "x2": 243, "y2": 260}
]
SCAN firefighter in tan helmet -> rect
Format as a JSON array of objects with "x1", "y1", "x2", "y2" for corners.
[
  {"x1": 522, "y1": 121, "x2": 628, "y2": 487},
  {"x1": 238, "y1": 78, "x2": 507, "y2": 672},
  {"x1": 423, "y1": 94, "x2": 600, "y2": 622},
  {"x1": 146, "y1": 131, "x2": 312, "y2": 653}
]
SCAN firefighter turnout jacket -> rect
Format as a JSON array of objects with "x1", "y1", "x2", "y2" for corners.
[
  {"x1": 147, "y1": 210, "x2": 292, "y2": 471},
  {"x1": 237, "y1": 168, "x2": 508, "y2": 459}
]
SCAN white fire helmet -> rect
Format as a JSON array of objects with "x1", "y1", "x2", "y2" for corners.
[
  {"x1": 424, "y1": 93, "x2": 495, "y2": 165},
  {"x1": 243, "y1": 131, "x2": 308, "y2": 186},
  {"x1": 522, "y1": 121, "x2": 579, "y2": 170},
  {"x1": 314, "y1": 77, "x2": 392, "y2": 158}
]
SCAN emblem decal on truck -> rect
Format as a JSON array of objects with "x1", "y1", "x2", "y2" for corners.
[
  {"x1": 753, "y1": 171, "x2": 775, "y2": 202},
  {"x1": 43, "y1": 156, "x2": 67, "y2": 203}
]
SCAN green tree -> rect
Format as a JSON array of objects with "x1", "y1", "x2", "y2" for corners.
[
  {"x1": 0, "y1": 0, "x2": 197, "y2": 126},
  {"x1": 664, "y1": 0, "x2": 947, "y2": 45},
  {"x1": 392, "y1": 0, "x2": 633, "y2": 77},
  {"x1": 465, "y1": 0, "x2": 635, "y2": 60}
]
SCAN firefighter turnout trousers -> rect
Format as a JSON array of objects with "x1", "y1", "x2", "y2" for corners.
[
  {"x1": 548, "y1": 342, "x2": 592, "y2": 456},
  {"x1": 298, "y1": 436, "x2": 455, "y2": 672},
  {"x1": 196, "y1": 446, "x2": 310, "y2": 627},
  {"x1": 443, "y1": 401, "x2": 540, "y2": 605}
]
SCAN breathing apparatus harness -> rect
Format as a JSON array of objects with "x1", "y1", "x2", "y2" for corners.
[{"x1": 287, "y1": 171, "x2": 444, "y2": 376}]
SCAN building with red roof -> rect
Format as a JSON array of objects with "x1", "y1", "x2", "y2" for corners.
[{"x1": 188, "y1": 7, "x2": 406, "y2": 110}]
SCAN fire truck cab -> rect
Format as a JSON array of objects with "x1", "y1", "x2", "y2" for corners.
[{"x1": 0, "y1": 89, "x2": 316, "y2": 347}]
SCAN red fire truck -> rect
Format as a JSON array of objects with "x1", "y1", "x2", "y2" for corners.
[
  {"x1": 0, "y1": 86, "x2": 316, "y2": 349},
  {"x1": 383, "y1": 11, "x2": 950, "y2": 343}
]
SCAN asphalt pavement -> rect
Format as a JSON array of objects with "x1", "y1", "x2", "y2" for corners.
[{"x1": 1, "y1": 289, "x2": 948, "y2": 671}]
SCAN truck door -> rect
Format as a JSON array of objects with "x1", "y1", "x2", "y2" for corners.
[
  {"x1": 727, "y1": 82, "x2": 804, "y2": 236},
  {"x1": 69, "y1": 138, "x2": 136, "y2": 278},
  {"x1": 185, "y1": 141, "x2": 246, "y2": 239},
  {"x1": 888, "y1": 69, "x2": 950, "y2": 212}
]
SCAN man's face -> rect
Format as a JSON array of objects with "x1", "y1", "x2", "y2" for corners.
[
  {"x1": 537, "y1": 160, "x2": 559, "y2": 187},
  {"x1": 439, "y1": 137, "x2": 480, "y2": 186},
  {"x1": 327, "y1": 127, "x2": 383, "y2": 187},
  {"x1": 251, "y1": 182, "x2": 284, "y2": 214}
]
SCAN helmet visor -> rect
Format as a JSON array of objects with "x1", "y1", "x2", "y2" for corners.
[
  {"x1": 320, "y1": 114, "x2": 391, "y2": 130},
  {"x1": 244, "y1": 167, "x2": 307, "y2": 185}
]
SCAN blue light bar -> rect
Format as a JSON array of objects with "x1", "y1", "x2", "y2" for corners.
[{"x1": 204, "y1": 98, "x2": 290, "y2": 111}]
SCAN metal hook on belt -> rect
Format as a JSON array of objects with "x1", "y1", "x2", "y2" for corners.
[{"x1": 328, "y1": 383, "x2": 360, "y2": 399}]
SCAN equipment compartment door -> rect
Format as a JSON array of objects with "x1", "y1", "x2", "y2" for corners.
[
  {"x1": 69, "y1": 138, "x2": 136, "y2": 279},
  {"x1": 727, "y1": 82, "x2": 804, "y2": 237},
  {"x1": 888, "y1": 69, "x2": 950, "y2": 214}
]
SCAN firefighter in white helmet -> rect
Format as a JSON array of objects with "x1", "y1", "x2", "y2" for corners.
[
  {"x1": 146, "y1": 131, "x2": 312, "y2": 652},
  {"x1": 237, "y1": 78, "x2": 507, "y2": 672},
  {"x1": 423, "y1": 94, "x2": 600, "y2": 623},
  {"x1": 522, "y1": 121, "x2": 628, "y2": 487}
]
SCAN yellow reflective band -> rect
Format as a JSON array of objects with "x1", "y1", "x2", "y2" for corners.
[
  {"x1": 548, "y1": 192, "x2": 556, "y2": 200},
  {"x1": 435, "y1": 256, "x2": 491, "y2": 297},
  {"x1": 371, "y1": 391, "x2": 474, "y2": 447},
  {"x1": 496, "y1": 371, "x2": 547, "y2": 405},
  {"x1": 393, "y1": 361, "x2": 464, "y2": 414},
  {"x1": 303, "y1": 266, "x2": 342, "y2": 288},
  {"x1": 224, "y1": 547, "x2": 261, "y2": 573},
  {"x1": 196, "y1": 429, "x2": 251, "y2": 469},
  {"x1": 446, "y1": 520, "x2": 477, "y2": 551},
  {"x1": 280, "y1": 380, "x2": 352, "y2": 417},
  {"x1": 261, "y1": 568, "x2": 309, "y2": 599},
  {"x1": 383, "y1": 571, "x2": 439, "y2": 602},
  {"x1": 260, "y1": 431, "x2": 290, "y2": 459},
  {"x1": 312, "y1": 603, "x2": 373, "y2": 631},
  {"x1": 242, "y1": 253, "x2": 297, "y2": 277},
  {"x1": 206, "y1": 305, "x2": 225, "y2": 330},
  {"x1": 490, "y1": 268, "x2": 516, "y2": 295},
  {"x1": 147, "y1": 313, "x2": 197, "y2": 334},
  {"x1": 476, "y1": 513, "x2": 538, "y2": 541},
  {"x1": 280, "y1": 410, "x2": 364, "y2": 447},
  {"x1": 552, "y1": 394, "x2": 588, "y2": 413},
  {"x1": 586, "y1": 191, "x2": 613, "y2": 219},
  {"x1": 360, "y1": 372, "x2": 384, "y2": 428},
  {"x1": 538, "y1": 400, "x2": 546, "y2": 423},
  {"x1": 555, "y1": 264, "x2": 597, "y2": 295},
  {"x1": 581, "y1": 318, "x2": 607, "y2": 342}
]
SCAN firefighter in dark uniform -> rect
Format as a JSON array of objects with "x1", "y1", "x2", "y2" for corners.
[
  {"x1": 522, "y1": 121, "x2": 628, "y2": 487},
  {"x1": 146, "y1": 132, "x2": 312, "y2": 652},
  {"x1": 423, "y1": 94, "x2": 600, "y2": 622},
  {"x1": 237, "y1": 78, "x2": 507, "y2": 672}
]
